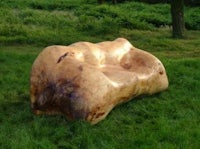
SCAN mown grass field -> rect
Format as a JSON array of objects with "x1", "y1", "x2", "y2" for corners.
[{"x1": 0, "y1": 0, "x2": 200, "y2": 148}]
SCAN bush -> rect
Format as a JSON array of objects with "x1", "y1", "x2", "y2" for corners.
[
  {"x1": 185, "y1": 7, "x2": 200, "y2": 30},
  {"x1": 29, "y1": 0, "x2": 79, "y2": 10}
]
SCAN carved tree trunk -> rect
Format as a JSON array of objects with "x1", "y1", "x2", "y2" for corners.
[
  {"x1": 30, "y1": 38, "x2": 169, "y2": 124},
  {"x1": 171, "y1": 0, "x2": 185, "y2": 38}
]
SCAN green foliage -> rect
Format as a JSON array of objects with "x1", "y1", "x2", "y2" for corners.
[
  {"x1": 185, "y1": 7, "x2": 200, "y2": 30},
  {"x1": 0, "y1": 0, "x2": 199, "y2": 45}
]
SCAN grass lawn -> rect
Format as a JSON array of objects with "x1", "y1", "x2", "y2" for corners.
[
  {"x1": 0, "y1": 0, "x2": 200, "y2": 148},
  {"x1": 0, "y1": 30, "x2": 200, "y2": 149}
]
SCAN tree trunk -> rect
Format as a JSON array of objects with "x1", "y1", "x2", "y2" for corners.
[{"x1": 171, "y1": 0, "x2": 185, "y2": 38}]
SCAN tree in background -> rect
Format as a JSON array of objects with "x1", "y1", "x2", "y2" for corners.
[
  {"x1": 171, "y1": 0, "x2": 185, "y2": 38},
  {"x1": 98, "y1": 0, "x2": 186, "y2": 38}
]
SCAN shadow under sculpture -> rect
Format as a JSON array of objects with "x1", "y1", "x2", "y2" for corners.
[{"x1": 30, "y1": 38, "x2": 168, "y2": 124}]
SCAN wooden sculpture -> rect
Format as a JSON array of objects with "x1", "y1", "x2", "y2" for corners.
[{"x1": 30, "y1": 38, "x2": 168, "y2": 124}]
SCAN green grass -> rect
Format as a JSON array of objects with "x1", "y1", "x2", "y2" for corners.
[{"x1": 0, "y1": 0, "x2": 200, "y2": 148}]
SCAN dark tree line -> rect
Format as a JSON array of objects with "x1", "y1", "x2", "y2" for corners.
[
  {"x1": 135, "y1": 0, "x2": 199, "y2": 6},
  {"x1": 98, "y1": 0, "x2": 199, "y2": 6}
]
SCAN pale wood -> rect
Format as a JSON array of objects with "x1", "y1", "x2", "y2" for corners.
[{"x1": 30, "y1": 38, "x2": 168, "y2": 124}]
